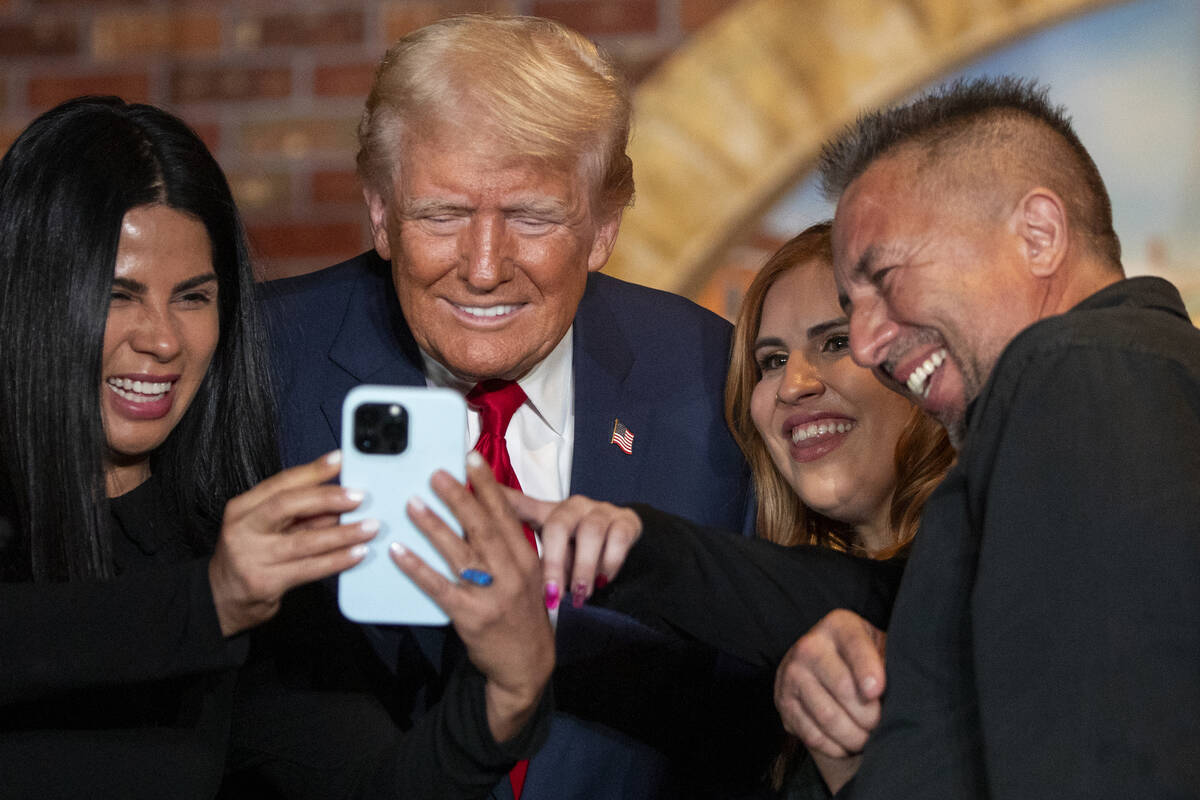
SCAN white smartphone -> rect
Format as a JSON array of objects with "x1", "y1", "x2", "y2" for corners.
[{"x1": 338, "y1": 385, "x2": 467, "y2": 625}]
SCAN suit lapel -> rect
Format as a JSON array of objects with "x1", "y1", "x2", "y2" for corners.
[
  {"x1": 319, "y1": 268, "x2": 427, "y2": 436},
  {"x1": 570, "y1": 277, "x2": 651, "y2": 504}
]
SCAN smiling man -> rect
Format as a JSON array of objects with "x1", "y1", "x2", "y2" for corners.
[
  {"x1": 788, "y1": 77, "x2": 1200, "y2": 798},
  {"x1": 259, "y1": 14, "x2": 756, "y2": 800}
]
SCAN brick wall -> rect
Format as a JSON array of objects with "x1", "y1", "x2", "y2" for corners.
[{"x1": 0, "y1": 0, "x2": 736, "y2": 281}]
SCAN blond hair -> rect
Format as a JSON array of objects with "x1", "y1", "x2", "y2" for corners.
[{"x1": 357, "y1": 14, "x2": 634, "y2": 214}]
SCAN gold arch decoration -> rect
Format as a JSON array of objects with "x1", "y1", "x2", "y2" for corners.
[{"x1": 606, "y1": 0, "x2": 1124, "y2": 297}]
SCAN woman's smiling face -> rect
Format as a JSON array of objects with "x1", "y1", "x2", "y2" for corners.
[
  {"x1": 749, "y1": 258, "x2": 914, "y2": 541},
  {"x1": 101, "y1": 204, "x2": 220, "y2": 495}
]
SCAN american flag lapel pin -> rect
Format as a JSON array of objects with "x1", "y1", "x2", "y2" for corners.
[{"x1": 610, "y1": 418, "x2": 634, "y2": 455}]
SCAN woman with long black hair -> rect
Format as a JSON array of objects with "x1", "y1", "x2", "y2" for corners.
[{"x1": 0, "y1": 96, "x2": 551, "y2": 799}]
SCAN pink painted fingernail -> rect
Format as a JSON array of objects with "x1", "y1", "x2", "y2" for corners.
[
  {"x1": 571, "y1": 581, "x2": 588, "y2": 609},
  {"x1": 544, "y1": 581, "x2": 560, "y2": 611},
  {"x1": 595, "y1": 573, "x2": 609, "y2": 590}
]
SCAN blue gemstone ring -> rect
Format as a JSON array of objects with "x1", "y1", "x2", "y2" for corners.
[{"x1": 459, "y1": 568, "x2": 494, "y2": 587}]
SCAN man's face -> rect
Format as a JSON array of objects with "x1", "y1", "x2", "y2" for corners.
[
  {"x1": 366, "y1": 124, "x2": 621, "y2": 383},
  {"x1": 831, "y1": 156, "x2": 1036, "y2": 446}
]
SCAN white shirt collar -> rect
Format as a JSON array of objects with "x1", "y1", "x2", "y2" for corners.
[{"x1": 419, "y1": 327, "x2": 574, "y2": 437}]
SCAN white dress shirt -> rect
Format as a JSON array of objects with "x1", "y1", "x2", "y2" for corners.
[{"x1": 420, "y1": 327, "x2": 575, "y2": 505}]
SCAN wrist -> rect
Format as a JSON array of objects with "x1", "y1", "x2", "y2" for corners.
[{"x1": 484, "y1": 678, "x2": 547, "y2": 744}]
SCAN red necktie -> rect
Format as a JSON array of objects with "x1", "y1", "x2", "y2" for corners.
[{"x1": 466, "y1": 380, "x2": 536, "y2": 797}]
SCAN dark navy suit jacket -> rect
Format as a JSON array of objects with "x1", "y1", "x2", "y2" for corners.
[{"x1": 261, "y1": 252, "x2": 763, "y2": 799}]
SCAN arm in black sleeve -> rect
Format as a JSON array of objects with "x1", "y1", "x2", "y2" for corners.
[
  {"x1": 594, "y1": 505, "x2": 904, "y2": 667},
  {"x1": 0, "y1": 559, "x2": 244, "y2": 704}
]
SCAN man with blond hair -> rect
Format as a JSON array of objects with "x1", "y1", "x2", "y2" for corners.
[{"x1": 262, "y1": 14, "x2": 759, "y2": 800}]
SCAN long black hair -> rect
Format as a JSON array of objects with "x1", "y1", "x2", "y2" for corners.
[{"x1": 0, "y1": 96, "x2": 280, "y2": 582}]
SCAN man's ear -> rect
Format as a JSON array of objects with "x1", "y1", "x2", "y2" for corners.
[
  {"x1": 586, "y1": 208, "x2": 624, "y2": 272},
  {"x1": 364, "y1": 186, "x2": 393, "y2": 261},
  {"x1": 1014, "y1": 188, "x2": 1068, "y2": 278}
]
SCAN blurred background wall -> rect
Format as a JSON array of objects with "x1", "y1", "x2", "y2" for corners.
[{"x1": 1, "y1": 0, "x2": 1195, "y2": 320}]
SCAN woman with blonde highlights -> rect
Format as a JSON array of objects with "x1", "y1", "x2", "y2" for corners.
[
  {"x1": 726, "y1": 222, "x2": 952, "y2": 557},
  {"x1": 724, "y1": 222, "x2": 952, "y2": 795}
]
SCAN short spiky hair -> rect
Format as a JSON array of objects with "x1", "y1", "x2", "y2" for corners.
[{"x1": 819, "y1": 76, "x2": 1121, "y2": 267}]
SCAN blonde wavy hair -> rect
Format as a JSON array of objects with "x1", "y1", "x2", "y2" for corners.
[
  {"x1": 356, "y1": 14, "x2": 634, "y2": 215},
  {"x1": 724, "y1": 221, "x2": 953, "y2": 557}
]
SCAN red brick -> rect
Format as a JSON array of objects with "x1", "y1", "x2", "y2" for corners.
[
  {"x1": 247, "y1": 221, "x2": 364, "y2": 260},
  {"x1": 312, "y1": 169, "x2": 363, "y2": 206},
  {"x1": 382, "y1": 0, "x2": 520, "y2": 41},
  {"x1": 532, "y1": 0, "x2": 657, "y2": 35},
  {"x1": 93, "y1": 11, "x2": 222, "y2": 59},
  {"x1": 241, "y1": 117, "x2": 358, "y2": 159},
  {"x1": 28, "y1": 72, "x2": 151, "y2": 109},
  {"x1": 171, "y1": 66, "x2": 291, "y2": 104},
  {"x1": 0, "y1": 19, "x2": 78, "y2": 57},
  {"x1": 314, "y1": 62, "x2": 377, "y2": 98},
  {"x1": 679, "y1": 0, "x2": 734, "y2": 31},
  {"x1": 237, "y1": 10, "x2": 363, "y2": 49}
]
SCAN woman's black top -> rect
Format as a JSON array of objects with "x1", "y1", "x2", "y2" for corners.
[{"x1": 1, "y1": 477, "x2": 549, "y2": 799}]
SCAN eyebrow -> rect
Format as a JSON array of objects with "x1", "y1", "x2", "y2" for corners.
[
  {"x1": 753, "y1": 335, "x2": 786, "y2": 351},
  {"x1": 752, "y1": 318, "x2": 847, "y2": 352},
  {"x1": 112, "y1": 273, "x2": 218, "y2": 294},
  {"x1": 402, "y1": 199, "x2": 470, "y2": 217},
  {"x1": 806, "y1": 318, "x2": 848, "y2": 339},
  {"x1": 503, "y1": 198, "x2": 569, "y2": 218},
  {"x1": 837, "y1": 244, "x2": 881, "y2": 311}
]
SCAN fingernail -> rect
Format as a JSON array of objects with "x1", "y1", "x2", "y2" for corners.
[
  {"x1": 358, "y1": 518, "x2": 380, "y2": 534},
  {"x1": 595, "y1": 573, "x2": 609, "y2": 590},
  {"x1": 544, "y1": 581, "x2": 560, "y2": 611},
  {"x1": 390, "y1": 541, "x2": 407, "y2": 557},
  {"x1": 344, "y1": 488, "x2": 365, "y2": 503},
  {"x1": 350, "y1": 544, "x2": 369, "y2": 559},
  {"x1": 325, "y1": 449, "x2": 342, "y2": 465},
  {"x1": 407, "y1": 495, "x2": 427, "y2": 513},
  {"x1": 862, "y1": 676, "x2": 878, "y2": 692},
  {"x1": 571, "y1": 581, "x2": 588, "y2": 609},
  {"x1": 466, "y1": 451, "x2": 485, "y2": 469}
]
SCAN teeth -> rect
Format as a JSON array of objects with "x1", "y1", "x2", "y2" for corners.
[
  {"x1": 458, "y1": 304, "x2": 519, "y2": 318},
  {"x1": 107, "y1": 377, "x2": 173, "y2": 402},
  {"x1": 791, "y1": 420, "x2": 855, "y2": 444},
  {"x1": 905, "y1": 349, "x2": 947, "y2": 399}
]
